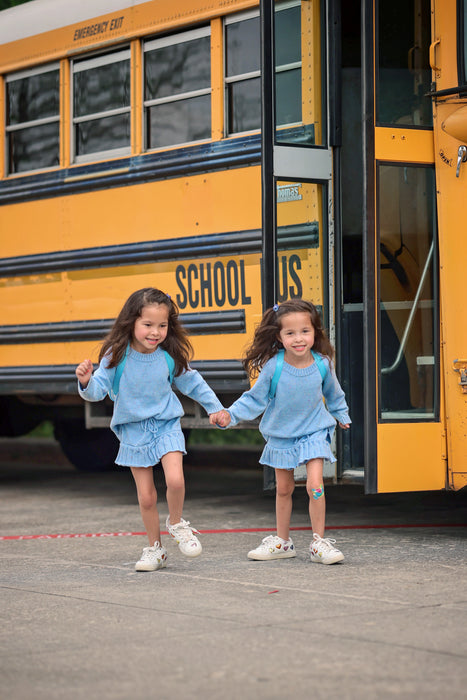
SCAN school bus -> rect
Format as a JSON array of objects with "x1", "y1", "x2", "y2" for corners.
[{"x1": 0, "y1": 0, "x2": 465, "y2": 491}]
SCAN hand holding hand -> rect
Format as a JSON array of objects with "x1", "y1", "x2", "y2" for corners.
[
  {"x1": 75, "y1": 359, "x2": 93, "y2": 388},
  {"x1": 209, "y1": 410, "x2": 231, "y2": 428}
]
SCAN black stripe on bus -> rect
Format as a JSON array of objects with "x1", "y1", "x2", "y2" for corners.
[
  {"x1": 0, "y1": 360, "x2": 249, "y2": 394},
  {"x1": 0, "y1": 223, "x2": 319, "y2": 277},
  {"x1": 0, "y1": 135, "x2": 261, "y2": 206},
  {"x1": 0, "y1": 126, "x2": 313, "y2": 206},
  {"x1": 0, "y1": 310, "x2": 246, "y2": 344}
]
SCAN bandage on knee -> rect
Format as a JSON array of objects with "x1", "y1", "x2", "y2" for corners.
[{"x1": 312, "y1": 485, "x2": 324, "y2": 500}]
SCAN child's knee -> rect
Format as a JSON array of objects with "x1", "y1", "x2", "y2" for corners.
[
  {"x1": 165, "y1": 475, "x2": 185, "y2": 494},
  {"x1": 138, "y1": 489, "x2": 157, "y2": 510},
  {"x1": 307, "y1": 482, "x2": 325, "y2": 501},
  {"x1": 276, "y1": 481, "x2": 295, "y2": 498}
]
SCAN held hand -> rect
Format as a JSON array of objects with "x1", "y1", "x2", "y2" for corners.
[
  {"x1": 339, "y1": 422, "x2": 350, "y2": 430},
  {"x1": 75, "y1": 359, "x2": 93, "y2": 388},
  {"x1": 209, "y1": 410, "x2": 231, "y2": 428}
]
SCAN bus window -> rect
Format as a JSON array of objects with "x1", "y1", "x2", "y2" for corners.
[
  {"x1": 72, "y1": 48, "x2": 131, "y2": 162},
  {"x1": 6, "y1": 64, "x2": 60, "y2": 174},
  {"x1": 378, "y1": 164, "x2": 438, "y2": 419},
  {"x1": 225, "y1": 3, "x2": 304, "y2": 137},
  {"x1": 274, "y1": 2, "x2": 302, "y2": 129},
  {"x1": 376, "y1": 0, "x2": 432, "y2": 127},
  {"x1": 144, "y1": 27, "x2": 211, "y2": 149},
  {"x1": 275, "y1": 0, "x2": 320, "y2": 146},
  {"x1": 224, "y1": 10, "x2": 261, "y2": 135}
]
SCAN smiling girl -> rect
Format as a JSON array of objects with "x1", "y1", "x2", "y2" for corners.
[
  {"x1": 210, "y1": 299, "x2": 351, "y2": 564},
  {"x1": 76, "y1": 288, "x2": 224, "y2": 572}
]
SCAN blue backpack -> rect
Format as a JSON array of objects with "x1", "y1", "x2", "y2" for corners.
[
  {"x1": 268, "y1": 349, "x2": 327, "y2": 400},
  {"x1": 109, "y1": 344, "x2": 175, "y2": 401}
]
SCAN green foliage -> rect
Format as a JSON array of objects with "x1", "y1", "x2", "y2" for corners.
[
  {"x1": 26, "y1": 420, "x2": 54, "y2": 438},
  {"x1": 0, "y1": 0, "x2": 33, "y2": 10},
  {"x1": 27, "y1": 420, "x2": 263, "y2": 447},
  {"x1": 188, "y1": 429, "x2": 263, "y2": 447}
]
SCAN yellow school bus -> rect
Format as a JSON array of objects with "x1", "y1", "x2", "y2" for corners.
[{"x1": 0, "y1": 0, "x2": 465, "y2": 491}]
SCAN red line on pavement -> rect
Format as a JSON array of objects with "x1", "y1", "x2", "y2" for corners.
[{"x1": 1, "y1": 522, "x2": 465, "y2": 541}]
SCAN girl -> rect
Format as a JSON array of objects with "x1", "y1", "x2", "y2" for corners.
[
  {"x1": 210, "y1": 299, "x2": 351, "y2": 564},
  {"x1": 76, "y1": 287, "x2": 224, "y2": 572}
]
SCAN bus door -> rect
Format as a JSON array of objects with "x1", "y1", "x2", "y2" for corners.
[
  {"x1": 430, "y1": 0, "x2": 467, "y2": 489},
  {"x1": 261, "y1": 0, "x2": 337, "y2": 483},
  {"x1": 362, "y1": 0, "x2": 446, "y2": 492}
]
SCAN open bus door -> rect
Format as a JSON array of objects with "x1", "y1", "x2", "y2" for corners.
[
  {"x1": 362, "y1": 0, "x2": 459, "y2": 493},
  {"x1": 260, "y1": 0, "x2": 337, "y2": 486},
  {"x1": 262, "y1": 0, "x2": 465, "y2": 492}
]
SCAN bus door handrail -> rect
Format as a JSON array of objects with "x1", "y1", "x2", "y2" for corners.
[{"x1": 381, "y1": 239, "x2": 434, "y2": 375}]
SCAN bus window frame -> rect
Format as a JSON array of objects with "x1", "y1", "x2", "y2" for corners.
[
  {"x1": 374, "y1": 0, "x2": 433, "y2": 130},
  {"x1": 225, "y1": 1, "x2": 303, "y2": 138},
  {"x1": 71, "y1": 46, "x2": 132, "y2": 164},
  {"x1": 224, "y1": 8, "x2": 262, "y2": 137},
  {"x1": 143, "y1": 25, "x2": 212, "y2": 152},
  {"x1": 5, "y1": 62, "x2": 60, "y2": 176},
  {"x1": 376, "y1": 160, "x2": 440, "y2": 424}
]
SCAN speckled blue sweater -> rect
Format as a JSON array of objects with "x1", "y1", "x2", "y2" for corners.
[
  {"x1": 226, "y1": 354, "x2": 351, "y2": 439},
  {"x1": 78, "y1": 347, "x2": 223, "y2": 431}
]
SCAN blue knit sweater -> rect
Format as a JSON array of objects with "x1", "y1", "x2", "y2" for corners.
[
  {"x1": 78, "y1": 347, "x2": 223, "y2": 430},
  {"x1": 226, "y1": 354, "x2": 351, "y2": 439}
]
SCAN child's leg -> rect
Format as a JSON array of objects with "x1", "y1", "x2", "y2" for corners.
[
  {"x1": 306, "y1": 458, "x2": 325, "y2": 537},
  {"x1": 275, "y1": 468, "x2": 295, "y2": 540},
  {"x1": 161, "y1": 450, "x2": 185, "y2": 525},
  {"x1": 130, "y1": 466, "x2": 160, "y2": 546},
  {"x1": 162, "y1": 450, "x2": 202, "y2": 557}
]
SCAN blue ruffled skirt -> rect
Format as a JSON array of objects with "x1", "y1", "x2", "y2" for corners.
[
  {"x1": 259, "y1": 427, "x2": 336, "y2": 470},
  {"x1": 113, "y1": 417, "x2": 186, "y2": 468}
]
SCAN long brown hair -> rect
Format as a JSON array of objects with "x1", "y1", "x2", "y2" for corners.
[
  {"x1": 243, "y1": 299, "x2": 334, "y2": 377},
  {"x1": 99, "y1": 288, "x2": 193, "y2": 375}
]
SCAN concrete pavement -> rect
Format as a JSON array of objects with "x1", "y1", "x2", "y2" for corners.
[{"x1": 1, "y1": 439, "x2": 466, "y2": 699}]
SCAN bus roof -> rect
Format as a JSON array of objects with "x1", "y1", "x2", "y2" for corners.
[{"x1": 0, "y1": 0, "x2": 147, "y2": 45}]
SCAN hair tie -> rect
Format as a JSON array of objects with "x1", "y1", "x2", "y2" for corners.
[
  {"x1": 166, "y1": 294, "x2": 171, "y2": 300},
  {"x1": 273, "y1": 303, "x2": 279, "y2": 312}
]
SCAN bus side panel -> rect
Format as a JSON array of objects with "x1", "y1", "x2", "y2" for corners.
[
  {"x1": 432, "y1": 0, "x2": 467, "y2": 488},
  {"x1": 0, "y1": 167, "x2": 262, "y2": 259},
  {"x1": 377, "y1": 423, "x2": 446, "y2": 492}
]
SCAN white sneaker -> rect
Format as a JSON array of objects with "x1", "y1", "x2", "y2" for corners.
[
  {"x1": 135, "y1": 542, "x2": 168, "y2": 571},
  {"x1": 166, "y1": 516, "x2": 202, "y2": 557},
  {"x1": 247, "y1": 535, "x2": 296, "y2": 561},
  {"x1": 310, "y1": 534, "x2": 344, "y2": 564}
]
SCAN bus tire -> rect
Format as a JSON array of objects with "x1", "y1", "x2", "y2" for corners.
[
  {"x1": 54, "y1": 418, "x2": 119, "y2": 472},
  {"x1": 0, "y1": 397, "x2": 42, "y2": 437}
]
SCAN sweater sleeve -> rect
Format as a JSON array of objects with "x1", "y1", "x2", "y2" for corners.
[
  {"x1": 226, "y1": 362, "x2": 274, "y2": 427},
  {"x1": 322, "y1": 361, "x2": 351, "y2": 425},
  {"x1": 77, "y1": 357, "x2": 115, "y2": 402},
  {"x1": 174, "y1": 368, "x2": 223, "y2": 415}
]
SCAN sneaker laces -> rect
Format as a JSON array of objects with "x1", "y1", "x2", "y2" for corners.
[
  {"x1": 258, "y1": 535, "x2": 286, "y2": 549},
  {"x1": 261, "y1": 535, "x2": 276, "y2": 545},
  {"x1": 171, "y1": 520, "x2": 200, "y2": 542},
  {"x1": 139, "y1": 547, "x2": 153, "y2": 561},
  {"x1": 316, "y1": 536, "x2": 339, "y2": 552}
]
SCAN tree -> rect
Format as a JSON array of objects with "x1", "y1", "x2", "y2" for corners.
[{"x1": 0, "y1": 0, "x2": 34, "y2": 11}]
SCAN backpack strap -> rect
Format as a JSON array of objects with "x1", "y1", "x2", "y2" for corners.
[
  {"x1": 109, "y1": 345, "x2": 175, "y2": 401},
  {"x1": 163, "y1": 350, "x2": 175, "y2": 384},
  {"x1": 268, "y1": 350, "x2": 285, "y2": 400},
  {"x1": 109, "y1": 344, "x2": 129, "y2": 401},
  {"x1": 268, "y1": 349, "x2": 327, "y2": 400},
  {"x1": 311, "y1": 350, "x2": 327, "y2": 383}
]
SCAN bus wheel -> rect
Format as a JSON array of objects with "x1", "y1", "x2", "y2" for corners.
[
  {"x1": 0, "y1": 397, "x2": 41, "y2": 437},
  {"x1": 53, "y1": 419, "x2": 119, "y2": 472}
]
